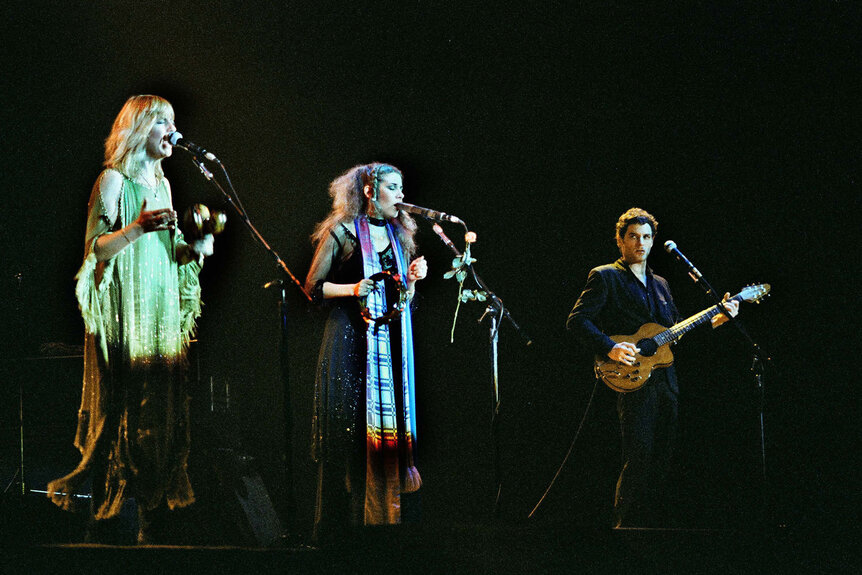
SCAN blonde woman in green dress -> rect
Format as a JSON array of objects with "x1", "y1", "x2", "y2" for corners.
[{"x1": 48, "y1": 95, "x2": 214, "y2": 544}]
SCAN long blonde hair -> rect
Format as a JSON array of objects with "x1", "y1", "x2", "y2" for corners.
[
  {"x1": 311, "y1": 163, "x2": 418, "y2": 256},
  {"x1": 104, "y1": 95, "x2": 175, "y2": 180}
]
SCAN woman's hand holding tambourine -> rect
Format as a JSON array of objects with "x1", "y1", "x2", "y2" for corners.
[
  {"x1": 190, "y1": 234, "x2": 215, "y2": 257},
  {"x1": 183, "y1": 204, "x2": 225, "y2": 262},
  {"x1": 353, "y1": 278, "x2": 376, "y2": 298}
]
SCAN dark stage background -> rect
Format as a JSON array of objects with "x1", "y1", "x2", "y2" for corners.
[{"x1": 1, "y1": 1, "x2": 858, "y2": 545}]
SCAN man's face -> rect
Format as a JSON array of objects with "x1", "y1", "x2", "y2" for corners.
[{"x1": 617, "y1": 223, "x2": 654, "y2": 265}]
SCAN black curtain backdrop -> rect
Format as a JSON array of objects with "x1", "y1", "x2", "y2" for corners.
[{"x1": 1, "y1": 1, "x2": 857, "y2": 538}]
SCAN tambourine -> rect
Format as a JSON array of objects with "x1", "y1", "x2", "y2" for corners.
[
  {"x1": 358, "y1": 271, "x2": 410, "y2": 328},
  {"x1": 183, "y1": 204, "x2": 226, "y2": 240}
]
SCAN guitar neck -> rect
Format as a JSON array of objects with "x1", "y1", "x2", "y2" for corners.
[{"x1": 653, "y1": 294, "x2": 741, "y2": 346}]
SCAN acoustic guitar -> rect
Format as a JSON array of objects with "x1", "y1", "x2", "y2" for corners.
[{"x1": 594, "y1": 283, "x2": 770, "y2": 392}]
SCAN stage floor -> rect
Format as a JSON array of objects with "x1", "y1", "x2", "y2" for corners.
[{"x1": 2, "y1": 520, "x2": 848, "y2": 574}]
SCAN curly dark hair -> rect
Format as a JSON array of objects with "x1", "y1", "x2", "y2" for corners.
[
  {"x1": 615, "y1": 207, "x2": 658, "y2": 239},
  {"x1": 310, "y1": 162, "x2": 418, "y2": 255}
]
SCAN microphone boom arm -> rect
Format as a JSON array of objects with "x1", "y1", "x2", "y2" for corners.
[{"x1": 182, "y1": 152, "x2": 311, "y2": 302}]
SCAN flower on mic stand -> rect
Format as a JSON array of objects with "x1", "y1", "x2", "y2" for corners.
[{"x1": 443, "y1": 231, "x2": 487, "y2": 342}]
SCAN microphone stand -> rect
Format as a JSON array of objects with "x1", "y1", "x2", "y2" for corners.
[
  {"x1": 2, "y1": 272, "x2": 26, "y2": 497},
  {"x1": 431, "y1": 222, "x2": 532, "y2": 519},
  {"x1": 185, "y1": 152, "x2": 310, "y2": 540},
  {"x1": 671, "y1": 252, "x2": 771, "y2": 525}
]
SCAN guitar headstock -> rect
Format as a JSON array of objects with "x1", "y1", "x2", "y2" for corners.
[{"x1": 738, "y1": 283, "x2": 771, "y2": 304}]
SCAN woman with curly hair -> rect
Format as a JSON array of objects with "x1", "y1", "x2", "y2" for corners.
[
  {"x1": 305, "y1": 163, "x2": 428, "y2": 541},
  {"x1": 48, "y1": 95, "x2": 214, "y2": 544}
]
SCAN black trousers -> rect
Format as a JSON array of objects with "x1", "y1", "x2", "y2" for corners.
[{"x1": 614, "y1": 370, "x2": 678, "y2": 527}]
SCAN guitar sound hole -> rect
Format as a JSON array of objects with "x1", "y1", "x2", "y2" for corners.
[{"x1": 637, "y1": 338, "x2": 658, "y2": 357}]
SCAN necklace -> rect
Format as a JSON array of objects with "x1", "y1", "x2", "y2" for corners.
[
  {"x1": 368, "y1": 216, "x2": 387, "y2": 227},
  {"x1": 138, "y1": 173, "x2": 160, "y2": 198}
]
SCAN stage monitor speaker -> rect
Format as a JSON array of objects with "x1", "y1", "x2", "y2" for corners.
[{"x1": 208, "y1": 448, "x2": 283, "y2": 547}]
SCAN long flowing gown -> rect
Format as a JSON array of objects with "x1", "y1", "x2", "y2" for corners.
[
  {"x1": 48, "y1": 171, "x2": 203, "y2": 519},
  {"x1": 308, "y1": 219, "x2": 420, "y2": 539}
]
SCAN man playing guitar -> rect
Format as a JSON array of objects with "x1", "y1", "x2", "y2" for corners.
[{"x1": 567, "y1": 207, "x2": 739, "y2": 528}]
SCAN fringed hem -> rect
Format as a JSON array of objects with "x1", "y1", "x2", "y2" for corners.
[
  {"x1": 179, "y1": 306, "x2": 201, "y2": 348},
  {"x1": 178, "y1": 261, "x2": 203, "y2": 348},
  {"x1": 74, "y1": 251, "x2": 111, "y2": 335},
  {"x1": 75, "y1": 251, "x2": 115, "y2": 364},
  {"x1": 402, "y1": 466, "x2": 422, "y2": 494}
]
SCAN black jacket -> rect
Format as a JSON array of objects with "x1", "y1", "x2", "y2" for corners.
[{"x1": 567, "y1": 258, "x2": 680, "y2": 361}]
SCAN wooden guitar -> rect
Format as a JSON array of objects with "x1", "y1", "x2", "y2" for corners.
[{"x1": 595, "y1": 283, "x2": 770, "y2": 392}]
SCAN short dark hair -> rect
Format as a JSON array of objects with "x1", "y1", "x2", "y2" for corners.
[{"x1": 615, "y1": 207, "x2": 658, "y2": 239}]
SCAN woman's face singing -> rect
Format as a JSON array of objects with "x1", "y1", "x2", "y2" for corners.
[
  {"x1": 368, "y1": 171, "x2": 404, "y2": 219},
  {"x1": 145, "y1": 115, "x2": 177, "y2": 160}
]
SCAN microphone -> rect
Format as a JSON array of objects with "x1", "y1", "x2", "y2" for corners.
[
  {"x1": 165, "y1": 132, "x2": 217, "y2": 162},
  {"x1": 396, "y1": 202, "x2": 463, "y2": 224},
  {"x1": 663, "y1": 240, "x2": 703, "y2": 281}
]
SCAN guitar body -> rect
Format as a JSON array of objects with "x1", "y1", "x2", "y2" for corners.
[
  {"x1": 595, "y1": 323, "x2": 675, "y2": 392},
  {"x1": 592, "y1": 283, "x2": 770, "y2": 393}
]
